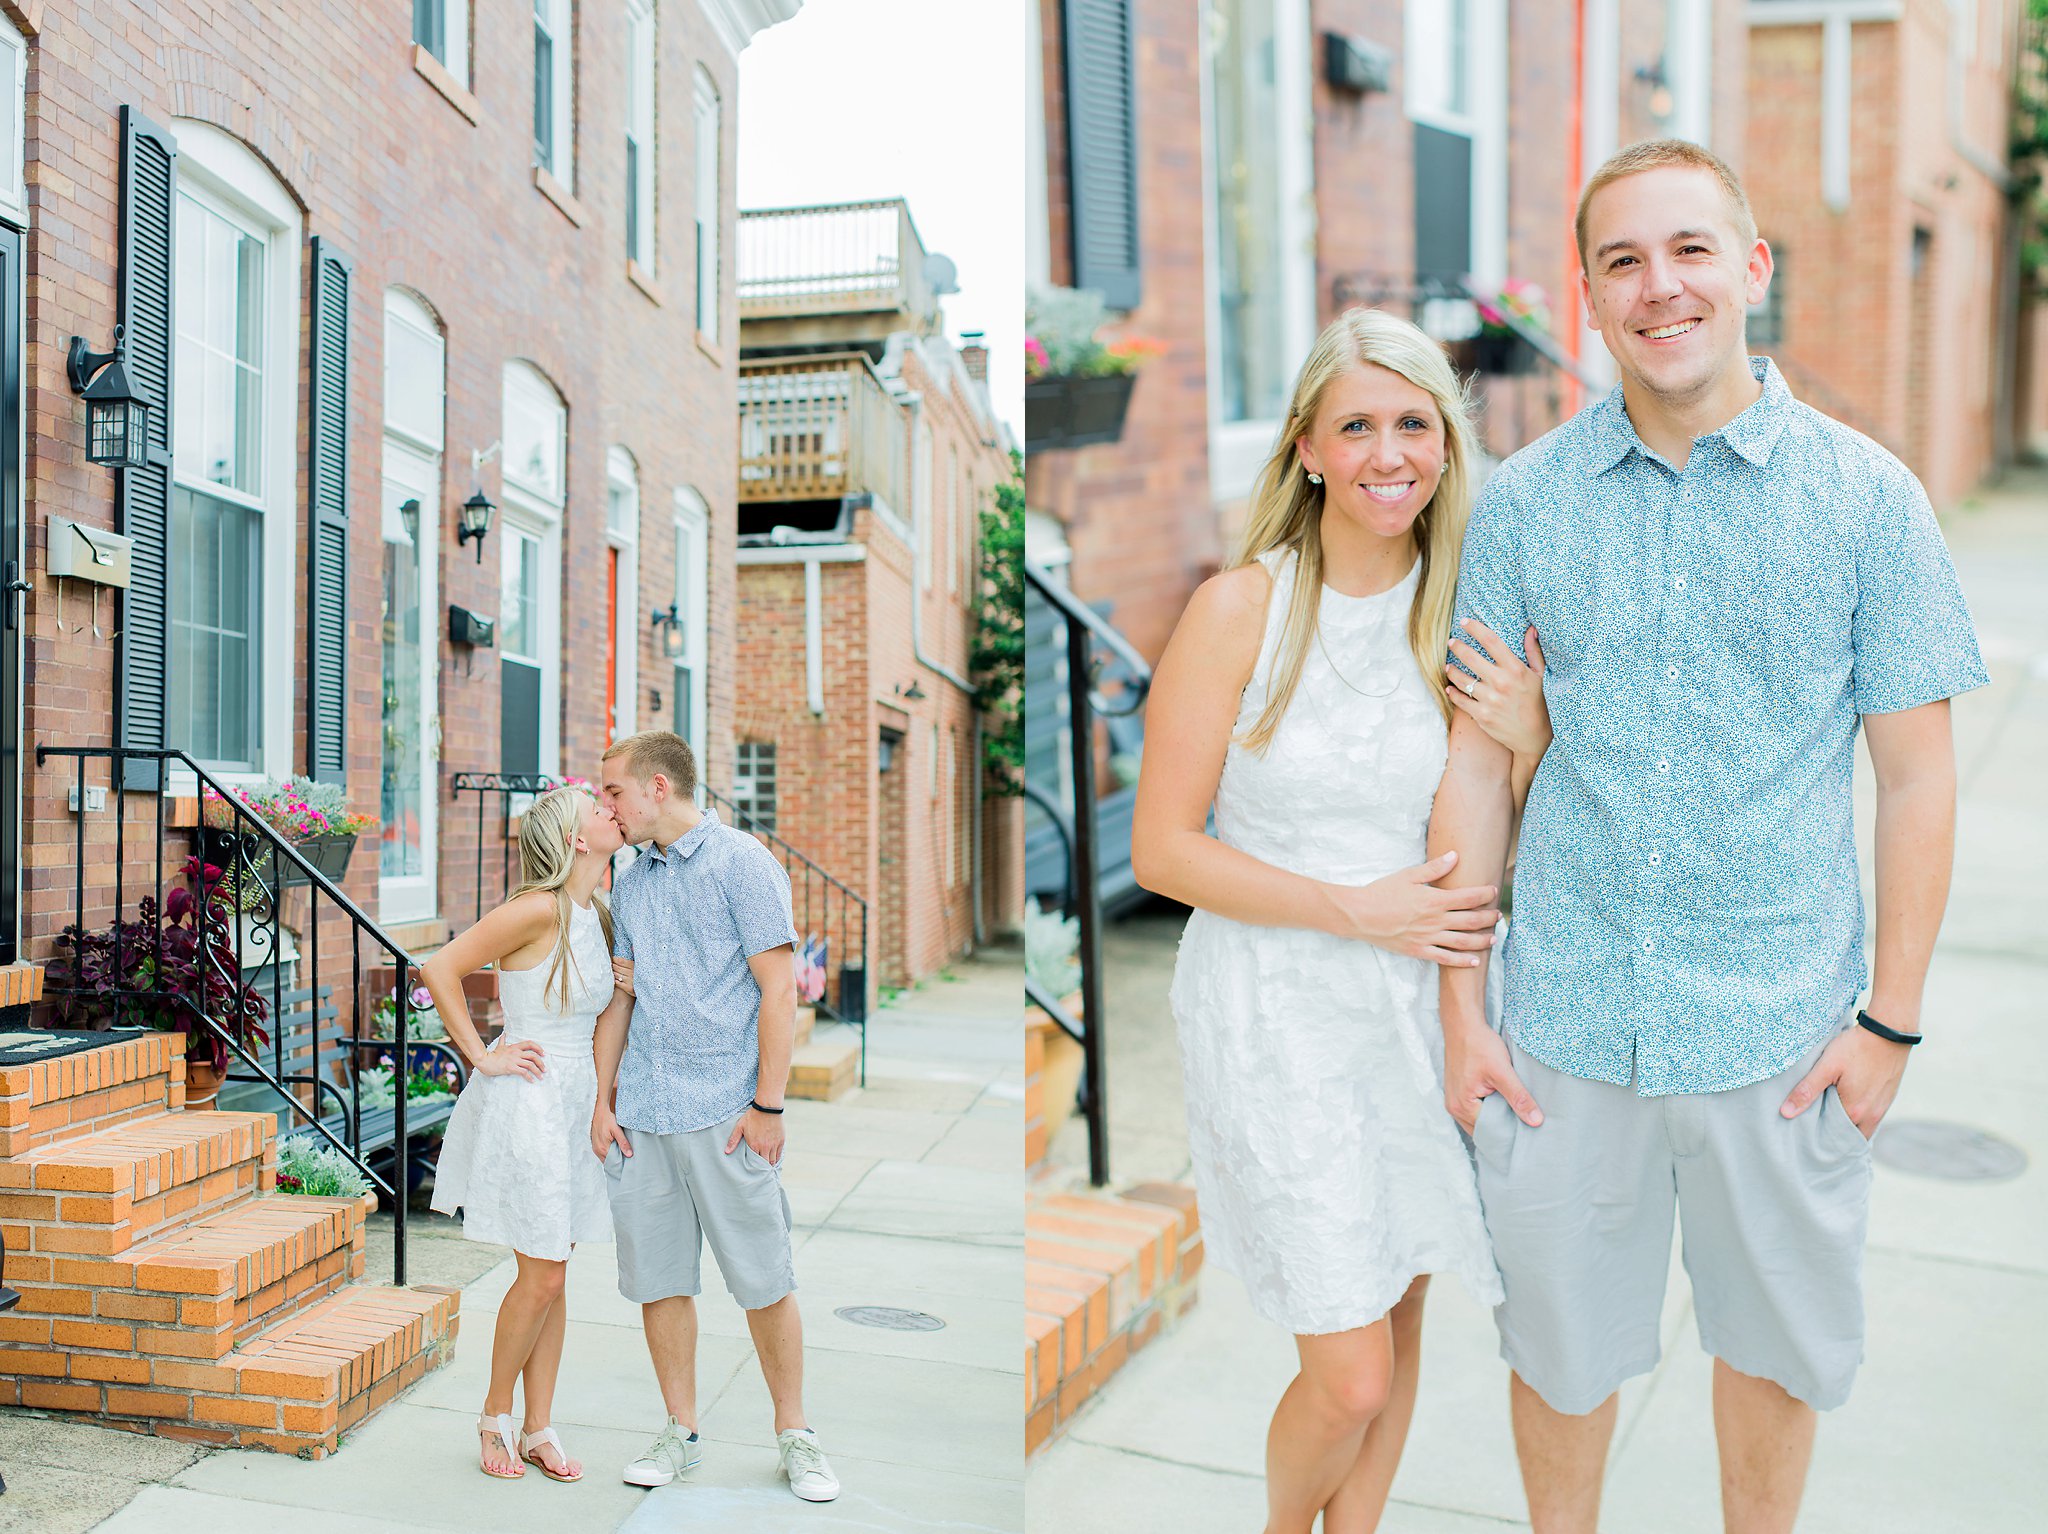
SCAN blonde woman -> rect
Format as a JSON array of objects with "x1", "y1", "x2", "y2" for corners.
[
  {"x1": 421, "y1": 786, "x2": 625, "y2": 1483},
  {"x1": 1131, "y1": 308, "x2": 1551, "y2": 1534}
]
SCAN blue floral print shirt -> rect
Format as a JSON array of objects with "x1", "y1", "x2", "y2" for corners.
[{"x1": 1452, "y1": 357, "x2": 1987, "y2": 1095}]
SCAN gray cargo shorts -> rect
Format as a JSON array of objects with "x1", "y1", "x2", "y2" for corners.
[
  {"x1": 1472, "y1": 1016, "x2": 1873, "y2": 1415},
  {"x1": 603, "y1": 1112, "x2": 797, "y2": 1310}
]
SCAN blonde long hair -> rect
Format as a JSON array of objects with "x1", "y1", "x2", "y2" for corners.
[
  {"x1": 509, "y1": 786, "x2": 616, "y2": 1011},
  {"x1": 1234, "y1": 307, "x2": 1478, "y2": 752}
]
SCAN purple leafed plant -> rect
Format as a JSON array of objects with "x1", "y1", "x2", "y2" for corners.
[{"x1": 53, "y1": 856, "x2": 273, "y2": 1072}]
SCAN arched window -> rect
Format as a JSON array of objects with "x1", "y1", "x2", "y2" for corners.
[
  {"x1": 381, "y1": 289, "x2": 445, "y2": 920},
  {"x1": 500, "y1": 362, "x2": 567, "y2": 783},
  {"x1": 167, "y1": 121, "x2": 302, "y2": 779}
]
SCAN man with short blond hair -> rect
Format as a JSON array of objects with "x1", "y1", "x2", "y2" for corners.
[
  {"x1": 591, "y1": 730, "x2": 838, "y2": 1502},
  {"x1": 1432, "y1": 141, "x2": 1985, "y2": 1532}
]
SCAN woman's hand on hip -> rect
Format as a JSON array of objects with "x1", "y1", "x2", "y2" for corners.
[
  {"x1": 1328, "y1": 850, "x2": 1498, "y2": 967},
  {"x1": 476, "y1": 1038, "x2": 546, "y2": 1080},
  {"x1": 1446, "y1": 620, "x2": 1551, "y2": 759}
]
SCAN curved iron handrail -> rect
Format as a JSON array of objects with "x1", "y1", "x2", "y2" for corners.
[{"x1": 1024, "y1": 561, "x2": 1153, "y2": 718}]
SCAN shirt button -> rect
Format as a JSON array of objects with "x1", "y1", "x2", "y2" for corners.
[
  {"x1": 1642, "y1": 937, "x2": 1655, "y2": 952},
  {"x1": 1656, "y1": 759, "x2": 1671, "y2": 773},
  {"x1": 1665, "y1": 665, "x2": 1679, "y2": 680},
  {"x1": 1648, "y1": 852, "x2": 1662, "y2": 866},
  {"x1": 1673, "y1": 575, "x2": 1687, "y2": 590}
]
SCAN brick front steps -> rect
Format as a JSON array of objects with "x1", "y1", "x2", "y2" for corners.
[
  {"x1": 1024, "y1": 1181, "x2": 1204, "y2": 1456},
  {"x1": 0, "y1": 1031, "x2": 460, "y2": 1457},
  {"x1": 787, "y1": 1018, "x2": 859, "y2": 1102}
]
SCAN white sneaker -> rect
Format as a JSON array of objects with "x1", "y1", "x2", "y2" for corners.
[
  {"x1": 776, "y1": 1427, "x2": 840, "y2": 1501},
  {"x1": 623, "y1": 1417, "x2": 702, "y2": 1486}
]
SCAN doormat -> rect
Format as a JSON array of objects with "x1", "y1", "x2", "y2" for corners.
[{"x1": 0, "y1": 1029, "x2": 142, "y2": 1068}]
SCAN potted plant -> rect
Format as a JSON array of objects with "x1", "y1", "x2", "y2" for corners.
[
  {"x1": 1024, "y1": 286, "x2": 1164, "y2": 454},
  {"x1": 1471, "y1": 278, "x2": 1550, "y2": 375},
  {"x1": 201, "y1": 776, "x2": 379, "y2": 900},
  {"x1": 355, "y1": 1059, "x2": 462, "y2": 1199},
  {"x1": 1024, "y1": 901, "x2": 1086, "y2": 1139},
  {"x1": 52, "y1": 857, "x2": 272, "y2": 1107},
  {"x1": 274, "y1": 1137, "x2": 372, "y2": 1199},
  {"x1": 362, "y1": 981, "x2": 451, "y2": 1077}
]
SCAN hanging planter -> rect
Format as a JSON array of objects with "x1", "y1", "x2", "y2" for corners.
[
  {"x1": 1469, "y1": 277, "x2": 1551, "y2": 377},
  {"x1": 1472, "y1": 331, "x2": 1539, "y2": 376},
  {"x1": 1024, "y1": 372, "x2": 1138, "y2": 454}
]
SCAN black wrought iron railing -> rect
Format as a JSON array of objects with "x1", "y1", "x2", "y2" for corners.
[
  {"x1": 450, "y1": 771, "x2": 565, "y2": 924},
  {"x1": 1022, "y1": 562, "x2": 1153, "y2": 1188},
  {"x1": 35, "y1": 746, "x2": 442, "y2": 1285},
  {"x1": 704, "y1": 784, "x2": 872, "y2": 1084}
]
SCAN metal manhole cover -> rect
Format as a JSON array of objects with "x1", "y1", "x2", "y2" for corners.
[
  {"x1": 834, "y1": 1305, "x2": 945, "y2": 1332},
  {"x1": 1872, "y1": 1119, "x2": 2028, "y2": 1182}
]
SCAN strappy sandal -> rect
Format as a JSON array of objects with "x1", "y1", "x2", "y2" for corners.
[
  {"x1": 477, "y1": 1412, "x2": 524, "y2": 1479},
  {"x1": 521, "y1": 1424, "x2": 584, "y2": 1483}
]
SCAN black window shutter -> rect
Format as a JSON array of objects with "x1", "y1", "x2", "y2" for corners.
[
  {"x1": 307, "y1": 238, "x2": 354, "y2": 786},
  {"x1": 1062, "y1": 0, "x2": 1141, "y2": 310},
  {"x1": 115, "y1": 107, "x2": 177, "y2": 793}
]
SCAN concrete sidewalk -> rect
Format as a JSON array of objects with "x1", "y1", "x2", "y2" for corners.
[
  {"x1": 1027, "y1": 474, "x2": 2048, "y2": 1531},
  {"x1": 1, "y1": 947, "x2": 1024, "y2": 1533}
]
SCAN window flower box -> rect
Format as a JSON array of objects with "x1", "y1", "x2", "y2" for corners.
[{"x1": 1025, "y1": 371, "x2": 1138, "y2": 454}]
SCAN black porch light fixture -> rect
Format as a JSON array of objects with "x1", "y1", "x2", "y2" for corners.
[
  {"x1": 650, "y1": 601, "x2": 685, "y2": 660},
  {"x1": 458, "y1": 491, "x2": 495, "y2": 563},
  {"x1": 67, "y1": 326, "x2": 153, "y2": 469}
]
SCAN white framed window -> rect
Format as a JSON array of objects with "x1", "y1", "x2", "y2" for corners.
[
  {"x1": 946, "y1": 445, "x2": 960, "y2": 594},
  {"x1": 0, "y1": 18, "x2": 26, "y2": 228},
  {"x1": 167, "y1": 122, "x2": 301, "y2": 783},
  {"x1": 1202, "y1": 0, "x2": 1317, "y2": 501},
  {"x1": 381, "y1": 290, "x2": 444, "y2": 923},
  {"x1": 734, "y1": 740, "x2": 777, "y2": 833},
  {"x1": 625, "y1": 0, "x2": 656, "y2": 270},
  {"x1": 693, "y1": 68, "x2": 721, "y2": 339},
  {"x1": 606, "y1": 446, "x2": 640, "y2": 747},
  {"x1": 915, "y1": 413, "x2": 933, "y2": 592},
  {"x1": 672, "y1": 488, "x2": 710, "y2": 759},
  {"x1": 533, "y1": 0, "x2": 575, "y2": 187},
  {"x1": 1403, "y1": 0, "x2": 1508, "y2": 290},
  {"x1": 413, "y1": 0, "x2": 470, "y2": 89},
  {"x1": 500, "y1": 363, "x2": 566, "y2": 790}
]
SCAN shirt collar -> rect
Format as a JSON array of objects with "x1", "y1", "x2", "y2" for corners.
[
  {"x1": 644, "y1": 806, "x2": 720, "y2": 865},
  {"x1": 1585, "y1": 355, "x2": 1790, "y2": 476}
]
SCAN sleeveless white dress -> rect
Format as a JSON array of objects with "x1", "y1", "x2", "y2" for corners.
[
  {"x1": 1168, "y1": 549, "x2": 1503, "y2": 1334},
  {"x1": 430, "y1": 899, "x2": 616, "y2": 1259}
]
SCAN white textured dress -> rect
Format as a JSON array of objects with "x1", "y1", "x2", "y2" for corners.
[
  {"x1": 430, "y1": 899, "x2": 616, "y2": 1259},
  {"x1": 1168, "y1": 549, "x2": 1504, "y2": 1334}
]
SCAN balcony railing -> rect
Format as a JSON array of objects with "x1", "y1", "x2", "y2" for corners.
[
  {"x1": 738, "y1": 351, "x2": 907, "y2": 513},
  {"x1": 738, "y1": 198, "x2": 935, "y2": 323}
]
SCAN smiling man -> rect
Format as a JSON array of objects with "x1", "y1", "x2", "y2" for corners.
[{"x1": 1427, "y1": 141, "x2": 1987, "y2": 1532}]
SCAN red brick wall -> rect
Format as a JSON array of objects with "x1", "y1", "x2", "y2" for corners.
[
  {"x1": 15, "y1": 3, "x2": 743, "y2": 973},
  {"x1": 1029, "y1": 0, "x2": 1217, "y2": 671},
  {"x1": 1747, "y1": 4, "x2": 2013, "y2": 506}
]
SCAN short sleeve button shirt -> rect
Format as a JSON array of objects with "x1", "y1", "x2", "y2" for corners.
[
  {"x1": 1452, "y1": 357, "x2": 1987, "y2": 1095},
  {"x1": 609, "y1": 807, "x2": 799, "y2": 1133}
]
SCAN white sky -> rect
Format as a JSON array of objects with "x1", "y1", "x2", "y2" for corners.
[{"x1": 737, "y1": 0, "x2": 1023, "y2": 442}]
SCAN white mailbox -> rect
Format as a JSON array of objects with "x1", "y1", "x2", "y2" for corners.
[{"x1": 47, "y1": 517, "x2": 132, "y2": 589}]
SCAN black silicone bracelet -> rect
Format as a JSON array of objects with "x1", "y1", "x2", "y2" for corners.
[
  {"x1": 750, "y1": 1099, "x2": 785, "y2": 1114},
  {"x1": 1856, "y1": 1009, "x2": 1923, "y2": 1046}
]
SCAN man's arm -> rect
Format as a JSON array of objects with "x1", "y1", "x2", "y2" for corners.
[
  {"x1": 1781, "y1": 699, "x2": 1955, "y2": 1132},
  {"x1": 589, "y1": 988, "x2": 634, "y2": 1158},
  {"x1": 1429, "y1": 710, "x2": 1543, "y2": 1132},
  {"x1": 727, "y1": 944, "x2": 796, "y2": 1165}
]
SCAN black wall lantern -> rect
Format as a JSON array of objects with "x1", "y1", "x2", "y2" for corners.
[
  {"x1": 650, "y1": 601, "x2": 685, "y2": 660},
  {"x1": 458, "y1": 491, "x2": 495, "y2": 563},
  {"x1": 67, "y1": 326, "x2": 153, "y2": 469}
]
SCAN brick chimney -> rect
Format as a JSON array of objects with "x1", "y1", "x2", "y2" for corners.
[{"x1": 958, "y1": 330, "x2": 988, "y2": 382}]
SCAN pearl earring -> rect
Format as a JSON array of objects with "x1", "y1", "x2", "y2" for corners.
[{"x1": 1307, "y1": 472, "x2": 1323, "y2": 485}]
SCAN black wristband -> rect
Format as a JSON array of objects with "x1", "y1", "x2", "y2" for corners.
[
  {"x1": 1856, "y1": 1009, "x2": 1923, "y2": 1046},
  {"x1": 749, "y1": 1099, "x2": 785, "y2": 1114}
]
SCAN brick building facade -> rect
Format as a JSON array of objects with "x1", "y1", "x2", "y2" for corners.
[
  {"x1": 733, "y1": 201, "x2": 1018, "y2": 992},
  {"x1": 0, "y1": 0, "x2": 800, "y2": 1006},
  {"x1": 1746, "y1": 0, "x2": 2021, "y2": 511}
]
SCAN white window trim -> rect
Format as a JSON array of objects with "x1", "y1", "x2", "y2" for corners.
[
  {"x1": 536, "y1": 0, "x2": 576, "y2": 189},
  {"x1": 626, "y1": 0, "x2": 657, "y2": 271},
  {"x1": 167, "y1": 120, "x2": 302, "y2": 794},
  {"x1": 0, "y1": 19, "x2": 27, "y2": 228},
  {"x1": 1401, "y1": 0, "x2": 1507, "y2": 292},
  {"x1": 379, "y1": 437, "x2": 441, "y2": 924},
  {"x1": 606, "y1": 447, "x2": 641, "y2": 745},
  {"x1": 915, "y1": 413, "x2": 933, "y2": 591},
  {"x1": 1667, "y1": 0, "x2": 1714, "y2": 148},
  {"x1": 502, "y1": 360, "x2": 568, "y2": 504},
  {"x1": 693, "y1": 67, "x2": 721, "y2": 341},
  {"x1": 384, "y1": 289, "x2": 446, "y2": 454},
  {"x1": 1026, "y1": 0, "x2": 1050, "y2": 287},
  {"x1": 420, "y1": 0, "x2": 471, "y2": 89},
  {"x1": 498, "y1": 482, "x2": 563, "y2": 782},
  {"x1": 1200, "y1": 0, "x2": 1318, "y2": 504},
  {"x1": 672, "y1": 488, "x2": 711, "y2": 757}
]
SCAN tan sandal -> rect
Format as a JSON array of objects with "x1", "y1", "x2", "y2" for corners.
[
  {"x1": 521, "y1": 1424, "x2": 583, "y2": 1483},
  {"x1": 478, "y1": 1412, "x2": 524, "y2": 1479}
]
